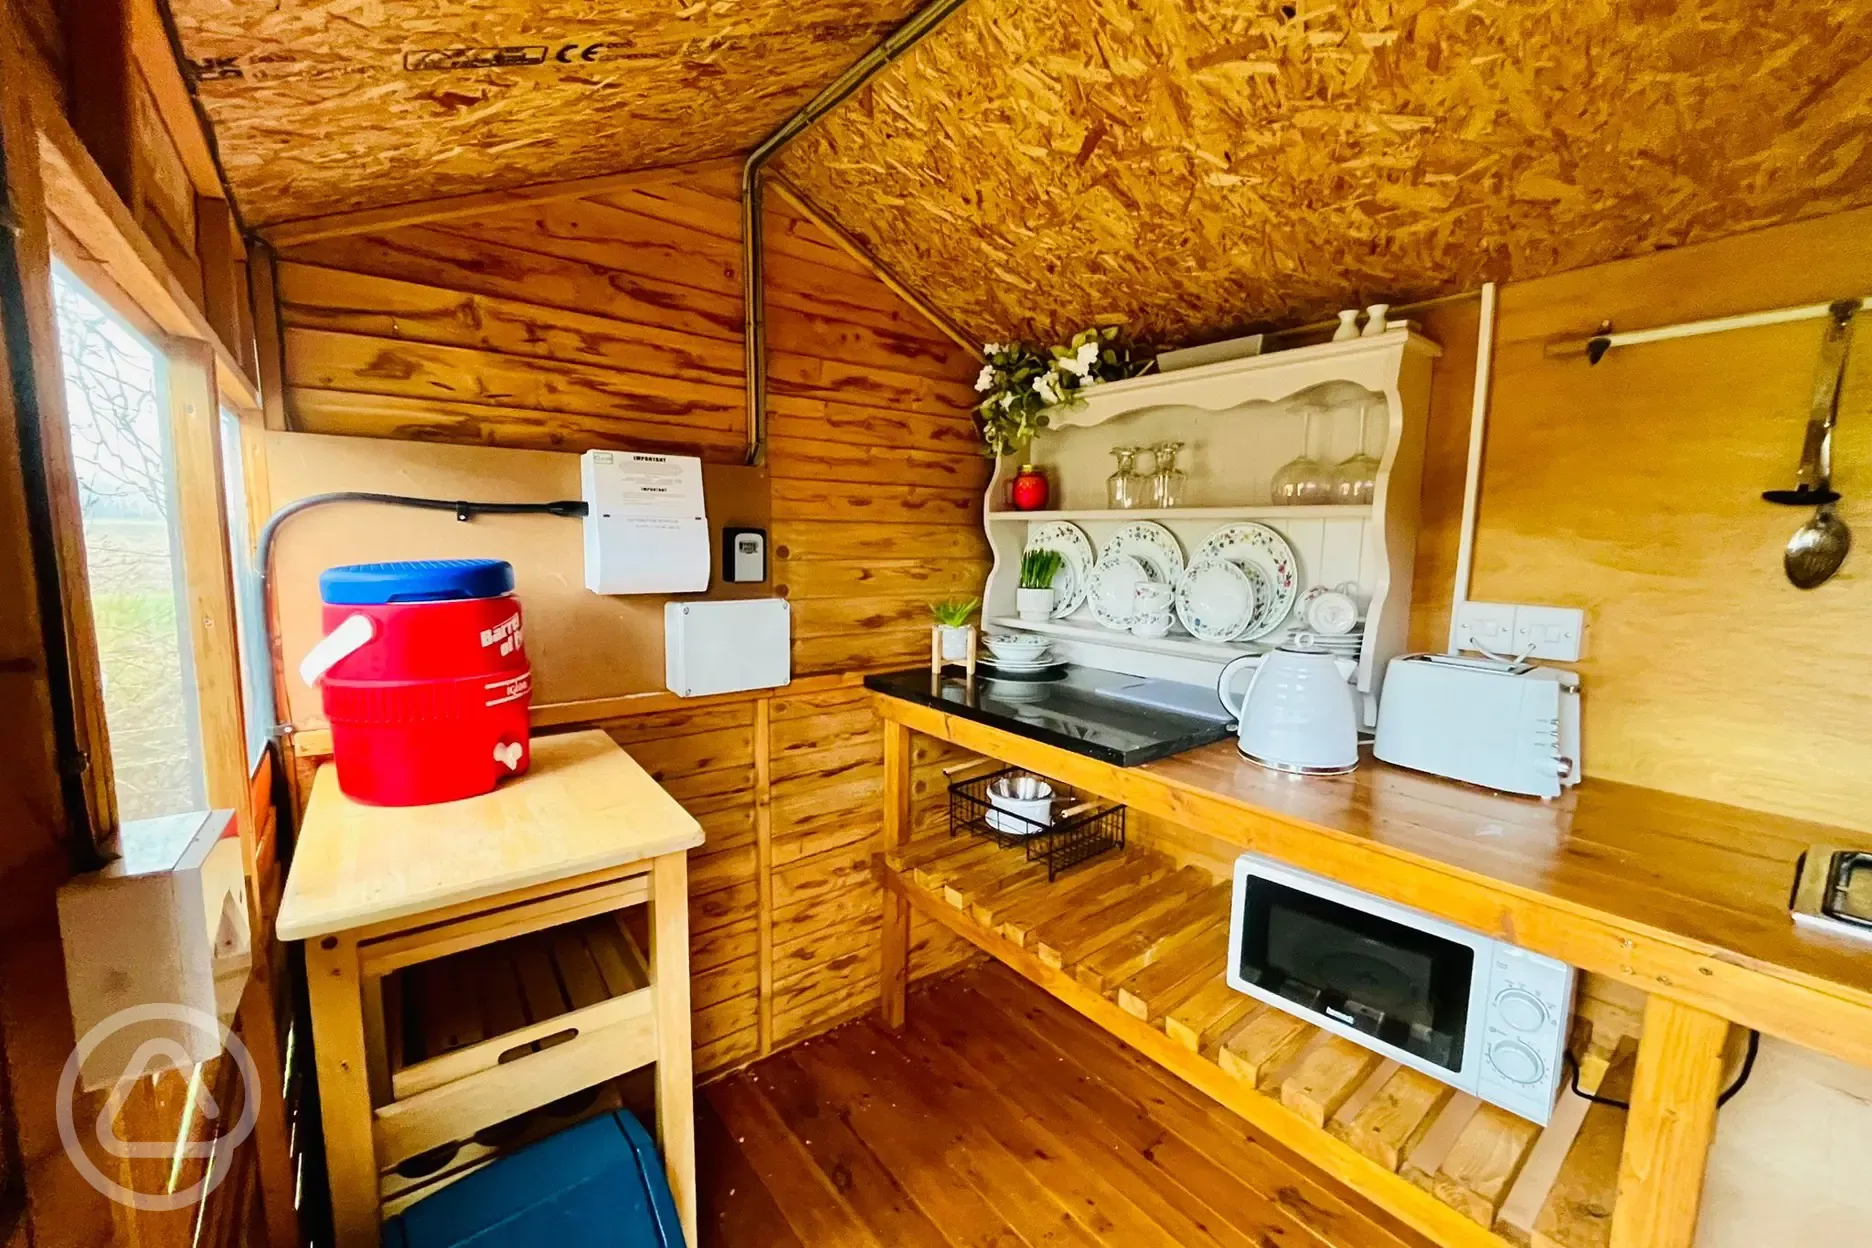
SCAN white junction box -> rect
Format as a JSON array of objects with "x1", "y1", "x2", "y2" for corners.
[
  {"x1": 582, "y1": 450, "x2": 710, "y2": 595},
  {"x1": 665, "y1": 598, "x2": 791, "y2": 697}
]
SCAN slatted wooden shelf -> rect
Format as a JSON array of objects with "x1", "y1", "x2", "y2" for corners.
[
  {"x1": 883, "y1": 832, "x2": 1635, "y2": 1248},
  {"x1": 375, "y1": 910, "x2": 655, "y2": 1213}
]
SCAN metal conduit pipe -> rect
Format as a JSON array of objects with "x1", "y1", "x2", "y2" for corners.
[{"x1": 740, "y1": 0, "x2": 973, "y2": 465}]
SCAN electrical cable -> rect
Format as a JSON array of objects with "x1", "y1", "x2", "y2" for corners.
[
  {"x1": 253, "y1": 490, "x2": 586, "y2": 739},
  {"x1": 1562, "y1": 1028, "x2": 1760, "y2": 1110}
]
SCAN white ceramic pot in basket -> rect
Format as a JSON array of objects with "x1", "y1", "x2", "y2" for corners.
[
  {"x1": 1217, "y1": 645, "x2": 1359, "y2": 775},
  {"x1": 1016, "y1": 587, "x2": 1056, "y2": 621},
  {"x1": 986, "y1": 775, "x2": 1054, "y2": 836}
]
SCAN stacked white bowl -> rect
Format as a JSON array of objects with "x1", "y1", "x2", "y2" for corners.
[{"x1": 981, "y1": 632, "x2": 1052, "y2": 666}]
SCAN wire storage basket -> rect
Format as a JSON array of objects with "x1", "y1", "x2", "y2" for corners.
[{"x1": 949, "y1": 767, "x2": 1125, "y2": 880}]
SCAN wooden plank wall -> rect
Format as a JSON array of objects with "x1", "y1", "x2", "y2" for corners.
[
  {"x1": 2, "y1": 4, "x2": 282, "y2": 1242},
  {"x1": 1405, "y1": 203, "x2": 1872, "y2": 833},
  {"x1": 269, "y1": 166, "x2": 988, "y2": 1074},
  {"x1": 574, "y1": 684, "x2": 978, "y2": 1076},
  {"x1": 268, "y1": 169, "x2": 995, "y2": 679}
]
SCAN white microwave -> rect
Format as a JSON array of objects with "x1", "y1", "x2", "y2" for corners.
[{"x1": 1226, "y1": 851, "x2": 1575, "y2": 1124}]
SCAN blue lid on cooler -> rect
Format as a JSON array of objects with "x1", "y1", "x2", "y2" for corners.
[{"x1": 319, "y1": 559, "x2": 515, "y2": 605}]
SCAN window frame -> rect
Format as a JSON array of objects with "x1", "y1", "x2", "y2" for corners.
[{"x1": 50, "y1": 262, "x2": 213, "y2": 823}]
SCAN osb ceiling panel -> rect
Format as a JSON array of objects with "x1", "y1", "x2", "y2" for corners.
[
  {"x1": 167, "y1": 0, "x2": 923, "y2": 225},
  {"x1": 777, "y1": 0, "x2": 1872, "y2": 346}
]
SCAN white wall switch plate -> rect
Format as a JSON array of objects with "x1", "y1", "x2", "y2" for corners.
[
  {"x1": 1452, "y1": 601, "x2": 1517, "y2": 655},
  {"x1": 1452, "y1": 601, "x2": 1585, "y2": 662},
  {"x1": 1512, "y1": 604, "x2": 1585, "y2": 662}
]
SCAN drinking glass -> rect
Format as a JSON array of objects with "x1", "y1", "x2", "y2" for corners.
[
  {"x1": 1107, "y1": 446, "x2": 1146, "y2": 509},
  {"x1": 1271, "y1": 401, "x2": 1333, "y2": 505},
  {"x1": 1150, "y1": 441, "x2": 1187, "y2": 508},
  {"x1": 1332, "y1": 398, "x2": 1385, "y2": 505}
]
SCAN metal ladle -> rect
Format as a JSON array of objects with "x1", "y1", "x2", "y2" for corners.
[{"x1": 1765, "y1": 300, "x2": 1857, "y2": 588}]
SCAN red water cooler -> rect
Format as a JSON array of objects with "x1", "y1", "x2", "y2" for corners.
[{"x1": 300, "y1": 559, "x2": 531, "y2": 806}]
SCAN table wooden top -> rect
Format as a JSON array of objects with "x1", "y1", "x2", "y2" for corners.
[
  {"x1": 873, "y1": 692, "x2": 1872, "y2": 1068},
  {"x1": 277, "y1": 730, "x2": 703, "y2": 942}
]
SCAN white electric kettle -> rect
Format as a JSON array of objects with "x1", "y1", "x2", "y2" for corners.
[{"x1": 1217, "y1": 644, "x2": 1360, "y2": 774}]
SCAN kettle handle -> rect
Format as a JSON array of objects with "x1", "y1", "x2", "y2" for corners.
[{"x1": 1216, "y1": 655, "x2": 1264, "y2": 723}]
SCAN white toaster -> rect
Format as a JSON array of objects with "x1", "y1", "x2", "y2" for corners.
[{"x1": 1374, "y1": 654, "x2": 1581, "y2": 798}]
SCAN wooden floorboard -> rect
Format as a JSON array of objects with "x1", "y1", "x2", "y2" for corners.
[{"x1": 701, "y1": 961, "x2": 1437, "y2": 1248}]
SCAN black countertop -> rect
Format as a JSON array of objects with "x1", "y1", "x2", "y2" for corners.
[{"x1": 864, "y1": 666, "x2": 1235, "y2": 767}]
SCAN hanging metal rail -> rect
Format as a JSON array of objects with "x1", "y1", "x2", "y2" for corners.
[{"x1": 1552, "y1": 295, "x2": 1872, "y2": 364}]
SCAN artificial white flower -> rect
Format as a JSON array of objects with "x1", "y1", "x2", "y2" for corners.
[
  {"x1": 1057, "y1": 354, "x2": 1090, "y2": 379},
  {"x1": 1032, "y1": 373, "x2": 1062, "y2": 405},
  {"x1": 982, "y1": 342, "x2": 1008, "y2": 355},
  {"x1": 975, "y1": 364, "x2": 996, "y2": 392},
  {"x1": 999, "y1": 392, "x2": 1016, "y2": 410},
  {"x1": 1076, "y1": 340, "x2": 1101, "y2": 368}
]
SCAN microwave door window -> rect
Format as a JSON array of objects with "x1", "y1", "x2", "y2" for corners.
[{"x1": 1236, "y1": 877, "x2": 1474, "y2": 1072}]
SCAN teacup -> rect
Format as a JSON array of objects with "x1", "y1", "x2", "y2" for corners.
[
  {"x1": 1134, "y1": 582, "x2": 1174, "y2": 612},
  {"x1": 1131, "y1": 612, "x2": 1173, "y2": 638}
]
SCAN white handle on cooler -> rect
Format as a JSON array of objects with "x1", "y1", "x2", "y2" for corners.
[{"x1": 298, "y1": 613, "x2": 376, "y2": 686}]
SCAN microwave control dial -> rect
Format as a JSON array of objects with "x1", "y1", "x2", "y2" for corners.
[
  {"x1": 1487, "y1": 1038, "x2": 1545, "y2": 1086},
  {"x1": 1492, "y1": 987, "x2": 1548, "y2": 1032}
]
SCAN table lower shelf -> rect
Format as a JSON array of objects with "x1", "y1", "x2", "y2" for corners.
[
  {"x1": 374, "y1": 910, "x2": 658, "y2": 1213},
  {"x1": 883, "y1": 833, "x2": 1636, "y2": 1248}
]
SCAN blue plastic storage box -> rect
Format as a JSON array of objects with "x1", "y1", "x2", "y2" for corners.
[{"x1": 382, "y1": 1111, "x2": 682, "y2": 1247}]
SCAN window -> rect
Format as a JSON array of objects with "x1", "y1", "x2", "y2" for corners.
[
  {"x1": 50, "y1": 266, "x2": 207, "y2": 822},
  {"x1": 220, "y1": 407, "x2": 269, "y2": 767}
]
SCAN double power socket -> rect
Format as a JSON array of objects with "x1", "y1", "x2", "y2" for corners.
[{"x1": 1451, "y1": 601, "x2": 1585, "y2": 662}]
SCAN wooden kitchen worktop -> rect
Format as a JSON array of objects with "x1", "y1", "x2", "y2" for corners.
[
  {"x1": 872, "y1": 691, "x2": 1872, "y2": 1069},
  {"x1": 277, "y1": 729, "x2": 704, "y2": 942}
]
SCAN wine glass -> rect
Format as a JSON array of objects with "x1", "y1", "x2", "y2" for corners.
[
  {"x1": 1332, "y1": 398, "x2": 1385, "y2": 505},
  {"x1": 1271, "y1": 400, "x2": 1333, "y2": 505}
]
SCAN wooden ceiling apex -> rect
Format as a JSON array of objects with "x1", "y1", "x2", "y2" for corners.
[
  {"x1": 165, "y1": 0, "x2": 926, "y2": 225},
  {"x1": 776, "y1": 0, "x2": 1872, "y2": 347}
]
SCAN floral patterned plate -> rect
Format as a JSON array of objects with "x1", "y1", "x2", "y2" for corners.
[
  {"x1": 1099, "y1": 521, "x2": 1185, "y2": 585},
  {"x1": 1174, "y1": 558, "x2": 1257, "y2": 643},
  {"x1": 1088, "y1": 553, "x2": 1152, "y2": 630},
  {"x1": 1023, "y1": 521, "x2": 1096, "y2": 619},
  {"x1": 1192, "y1": 522, "x2": 1298, "y2": 640}
]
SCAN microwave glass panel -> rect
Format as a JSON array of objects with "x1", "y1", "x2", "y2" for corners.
[{"x1": 1236, "y1": 876, "x2": 1474, "y2": 1071}]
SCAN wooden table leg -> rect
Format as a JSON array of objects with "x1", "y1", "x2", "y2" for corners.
[
  {"x1": 879, "y1": 719, "x2": 913, "y2": 1029},
  {"x1": 1608, "y1": 994, "x2": 1731, "y2": 1248},
  {"x1": 304, "y1": 933, "x2": 380, "y2": 1248},
  {"x1": 650, "y1": 852, "x2": 697, "y2": 1247}
]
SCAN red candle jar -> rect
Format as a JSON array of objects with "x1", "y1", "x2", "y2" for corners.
[{"x1": 1010, "y1": 464, "x2": 1050, "y2": 511}]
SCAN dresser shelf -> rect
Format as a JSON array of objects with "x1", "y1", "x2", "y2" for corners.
[{"x1": 987, "y1": 504, "x2": 1371, "y2": 523}]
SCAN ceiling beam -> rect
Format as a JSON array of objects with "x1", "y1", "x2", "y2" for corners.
[{"x1": 260, "y1": 156, "x2": 743, "y2": 248}]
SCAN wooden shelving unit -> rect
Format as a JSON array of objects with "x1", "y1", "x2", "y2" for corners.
[{"x1": 883, "y1": 833, "x2": 1634, "y2": 1248}]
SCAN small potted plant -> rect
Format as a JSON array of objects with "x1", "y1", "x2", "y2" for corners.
[
  {"x1": 1017, "y1": 550, "x2": 1064, "y2": 621},
  {"x1": 929, "y1": 598, "x2": 979, "y2": 662}
]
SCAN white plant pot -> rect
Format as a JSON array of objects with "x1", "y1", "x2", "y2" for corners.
[
  {"x1": 1016, "y1": 587, "x2": 1056, "y2": 621},
  {"x1": 937, "y1": 624, "x2": 972, "y2": 661}
]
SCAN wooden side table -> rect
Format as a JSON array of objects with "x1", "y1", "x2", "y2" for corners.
[{"x1": 278, "y1": 731, "x2": 706, "y2": 1247}]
